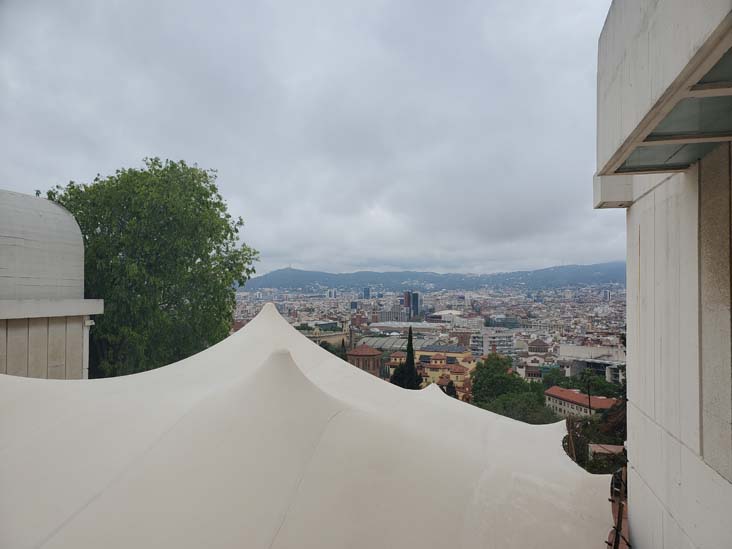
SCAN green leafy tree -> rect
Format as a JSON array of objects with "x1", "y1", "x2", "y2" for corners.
[
  {"x1": 320, "y1": 341, "x2": 336, "y2": 353},
  {"x1": 445, "y1": 380, "x2": 458, "y2": 398},
  {"x1": 390, "y1": 327, "x2": 421, "y2": 389},
  {"x1": 471, "y1": 353, "x2": 524, "y2": 406},
  {"x1": 542, "y1": 367, "x2": 566, "y2": 390},
  {"x1": 542, "y1": 366, "x2": 620, "y2": 398},
  {"x1": 471, "y1": 353, "x2": 558, "y2": 424},
  {"x1": 487, "y1": 392, "x2": 558, "y2": 424},
  {"x1": 572, "y1": 369, "x2": 620, "y2": 398},
  {"x1": 320, "y1": 339, "x2": 349, "y2": 362},
  {"x1": 339, "y1": 339, "x2": 348, "y2": 361},
  {"x1": 47, "y1": 158, "x2": 258, "y2": 377}
]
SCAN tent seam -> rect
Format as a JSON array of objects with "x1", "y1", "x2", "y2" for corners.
[{"x1": 266, "y1": 407, "x2": 348, "y2": 549}]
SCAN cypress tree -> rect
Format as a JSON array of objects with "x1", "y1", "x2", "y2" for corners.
[
  {"x1": 391, "y1": 327, "x2": 421, "y2": 389},
  {"x1": 339, "y1": 338, "x2": 348, "y2": 360}
]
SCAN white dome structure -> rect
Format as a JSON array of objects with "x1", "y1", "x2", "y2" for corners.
[
  {"x1": 0, "y1": 190, "x2": 84, "y2": 300},
  {"x1": 0, "y1": 304, "x2": 610, "y2": 548},
  {"x1": 0, "y1": 190, "x2": 103, "y2": 380}
]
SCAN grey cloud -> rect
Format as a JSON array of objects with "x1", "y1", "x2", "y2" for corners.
[{"x1": 0, "y1": 0, "x2": 621, "y2": 275}]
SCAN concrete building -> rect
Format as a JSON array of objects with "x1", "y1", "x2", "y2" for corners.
[
  {"x1": 558, "y1": 344, "x2": 626, "y2": 385},
  {"x1": 416, "y1": 344, "x2": 472, "y2": 364},
  {"x1": 594, "y1": 3, "x2": 732, "y2": 546},
  {"x1": 516, "y1": 362, "x2": 542, "y2": 383},
  {"x1": 470, "y1": 328, "x2": 516, "y2": 357},
  {"x1": 0, "y1": 190, "x2": 103, "y2": 379}
]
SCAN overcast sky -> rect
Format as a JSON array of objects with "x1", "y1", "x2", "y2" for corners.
[{"x1": 1, "y1": 0, "x2": 622, "y2": 275}]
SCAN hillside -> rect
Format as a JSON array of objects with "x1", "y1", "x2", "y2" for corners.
[{"x1": 243, "y1": 262, "x2": 626, "y2": 292}]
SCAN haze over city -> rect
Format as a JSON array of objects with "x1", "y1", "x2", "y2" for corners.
[{"x1": 0, "y1": 0, "x2": 621, "y2": 274}]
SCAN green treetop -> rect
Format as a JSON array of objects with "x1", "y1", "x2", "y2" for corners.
[
  {"x1": 48, "y1": 158, "x2": 258, "y2": 377},
  {"x1": 471, "y1": 353, "x2": 558, "y2": 425}
]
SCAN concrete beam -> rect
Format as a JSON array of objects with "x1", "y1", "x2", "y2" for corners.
[
  {"x1": 593, "y1": 175, "x2": 634, "y2": 209},
  {"x1": 0, "y1": 299, "x2": 104, "y2": 320}
]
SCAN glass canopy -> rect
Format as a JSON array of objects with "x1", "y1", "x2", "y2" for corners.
[
  {"x1": 697, "y1": 46, "x2": 732, "y2": 85},
  {"x1": 646, "y1": 96, "x2": 732, "y2": 141},
  {"x1": 616, "y1": 47, "x2": 732, "y2": 173},
  {"x1": 617, "y1": 142, "x2": 719, "y2": 173}
]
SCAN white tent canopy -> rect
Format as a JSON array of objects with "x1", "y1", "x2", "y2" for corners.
[{"x1": 0, "y1": 304, "x2": 610, "y2": 548}]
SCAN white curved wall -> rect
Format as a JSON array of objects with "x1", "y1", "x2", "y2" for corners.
[{"x1": 0, "y1": 190, "x2": 84, "y2": 299}]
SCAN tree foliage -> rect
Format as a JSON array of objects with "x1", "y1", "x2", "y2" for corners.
[
  {"x1": 445, "y1": 380, "x2": 457, "y2": 398},
  {"x1": 48, "y1": 158, "x2": 258, "y2": 377},
  {"x1": 542, "y1": 367, "x2": 621, "y2": 398},
  {"x1": 471, "y1": 353, "x2": 524, "y2": 405},
  {"x1": 320, "y1": 339, "x2": 348, "y2": 361},
  {"x1": 471, "y1": 353, "x2": 558, "y2": 425},
  {"x1": 390, "y1": 327, "x2": 421, "y2": 389},
  {"x1": 339, "y1": 339, "x2": 348, "y2": 361},
  {"x1": 487, "y1": 391, "x2": 558, "y2": 424},
  {"x1": 564, "y1": 412, "x2": 626, "y2": 474}
]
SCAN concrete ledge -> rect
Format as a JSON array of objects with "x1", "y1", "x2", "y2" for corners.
[
  {"x1": 593, "y1": 175, "x2": 633, "y2": 209},
  {"x1": 0, "y1": 299, "x2": 104, "y2": 319}
]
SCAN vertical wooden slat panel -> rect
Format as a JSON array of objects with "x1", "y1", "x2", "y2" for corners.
[
  {"x1": 28, "y1": 317, "x2": 49, "y2": 378},
  {"x1": 48, "y1": 317, "x2": 67, "y2": 380},
  {"x1": 0, "y1": 319, "x2": 6, "y2": 374},
  {"x1": 65, "y1": 316, "x2": 83, "y2": 379},
  {"x1": 6, "y1": 318, "x2": 29, "y2": 376}
]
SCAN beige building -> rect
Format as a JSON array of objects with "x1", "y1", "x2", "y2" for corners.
[
  {"x1": 595, "y1": 2, "x2": 732, "y2": 546},
  {"x1": 544, "y1": 386, "x2": 617, "y2": 418},
  {"x1": 0, "y1": 190, "x2": 103, "y2": 379}
]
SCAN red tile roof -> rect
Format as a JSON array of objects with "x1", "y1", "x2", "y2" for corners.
[
  {"x1": 347, "y1": 344, "x2": 382, "y2": 357},
  {"x1": 588, "y1": 443, "x2": 625, "y2": 456},
  {"x1": 544, "y1": 386, "x2": 618, "y2": 410}
]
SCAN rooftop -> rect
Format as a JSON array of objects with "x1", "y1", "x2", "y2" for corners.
[
  {"x1": 347, "y1": 344, "x2": 382, "y2": 357},
  {"x1": 420, "y1": 344, "x2": 469, "y2": 354},
  {"x1": 544, "y1": 386, "x2": 618, "y2": 410}
]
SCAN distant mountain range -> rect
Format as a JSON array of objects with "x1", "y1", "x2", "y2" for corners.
[{"x1": 243, "y1": 262, "x2": 626, "y2": 292}]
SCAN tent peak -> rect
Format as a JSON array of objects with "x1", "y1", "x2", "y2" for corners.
[{"x1": 259, "y1": 302, "x2": 279, "y2": 315}]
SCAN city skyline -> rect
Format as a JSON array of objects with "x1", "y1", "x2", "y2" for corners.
[{"x1": 250, "y1": 259, "x2": 626, "y2": 277}]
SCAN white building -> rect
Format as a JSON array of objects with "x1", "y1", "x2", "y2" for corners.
[
  {"x1": 558, "y1": 344, "x2": 626, "y2": 384},
  {"x1": 595, "y1": 2, "x2": 732, "y2": 546},
  {"x1": 470, "y1": 327, "x2": 516, "y2": 357},
  {"x1": 0, "y1": 190, "x2": 103, "y2": 379}
]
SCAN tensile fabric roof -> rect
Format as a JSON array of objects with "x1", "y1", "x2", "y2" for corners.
[{"x1": 0, "y1": 304, "x2": 610, "y2": 548}]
